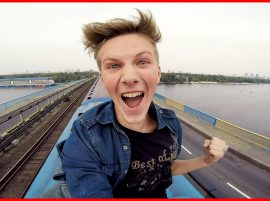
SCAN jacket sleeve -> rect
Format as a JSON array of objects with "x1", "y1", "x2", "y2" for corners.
[{"x1": 60, "y1": 119, "x2": 113, "y2": 198}]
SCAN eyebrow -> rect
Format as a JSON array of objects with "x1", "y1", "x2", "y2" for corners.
[
  {"x1": 102, "y1": 51, "x2": 154, "y2": 64},
  {"x1": 136, "y1": 51, "x2": 153, "y2": 58},
  {"x1": 102, "y1": 58, "x2": 119, "y2": 64}
]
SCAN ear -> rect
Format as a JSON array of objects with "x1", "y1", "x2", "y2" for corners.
[
  {"x1": 99, "y1": 73, "x2": 106, "y2": 89},
  {"x1": 157, "y1": 66, "x2": 161, "y2": 83}
]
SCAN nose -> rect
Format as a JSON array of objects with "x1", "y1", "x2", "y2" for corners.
[{"x1": 120, "y1": 65, "x2": 139, "y2": 85}]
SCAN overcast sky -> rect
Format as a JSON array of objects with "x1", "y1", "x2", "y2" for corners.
[{"x1": 1, "y1": 3, "x2": 270, "y2": 77}]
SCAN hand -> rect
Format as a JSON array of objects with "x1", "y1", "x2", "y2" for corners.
[{"x1": 203, "y1": 137, "x2": 228, "y2": 166}]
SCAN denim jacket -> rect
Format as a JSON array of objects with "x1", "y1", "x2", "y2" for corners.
[{"x1": 60, "y1": 101, "x2": 182, "y2": 198}]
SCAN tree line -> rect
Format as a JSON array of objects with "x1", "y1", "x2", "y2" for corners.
[
  {"x1": 160, "y1": 72, "x2": 270, "y2": 84},
  {"x1": 0, "y1": 71, "x2": 269, "y2": 84},
  {"x1": 0, "y1": 71, "x2": 99, "y2": 83}
]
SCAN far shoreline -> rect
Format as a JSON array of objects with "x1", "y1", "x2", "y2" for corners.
[{"x1": 158, "y1": 81, "x2": 270, "y2": 85}]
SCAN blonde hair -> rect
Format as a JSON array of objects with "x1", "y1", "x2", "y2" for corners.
[{"x1": 82, "y1": 9, "x2": 161, "y2": 69}]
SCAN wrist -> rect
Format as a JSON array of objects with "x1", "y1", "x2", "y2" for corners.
[{"x1": 200, "y1": 155, "x2": 212, "y2": 167}]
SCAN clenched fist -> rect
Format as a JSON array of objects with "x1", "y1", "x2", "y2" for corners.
[{"x1": 203, "y1": 137, "x2": 228, "y2": 165}]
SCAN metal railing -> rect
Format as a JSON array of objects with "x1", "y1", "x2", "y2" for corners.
[
  {"x1": 154, "y1": 93, "x2": 270, "y2": 150},
  {"x1": 0, "y1": 85, "x2": 63, "y2": 111},
  {"x1": 0, "y1": 79, "x2": 88, "y2": 139}
]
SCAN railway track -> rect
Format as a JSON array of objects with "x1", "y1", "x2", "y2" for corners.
[
  {"x1": 0, "y1": 96, "x2": 65, "y2": 152},
  {"x1": 0, "y1": 79, "x2": 94, "y2": 198},
  {"x1": 0, "y1": 82, "x2": 83, "y2": 152}
]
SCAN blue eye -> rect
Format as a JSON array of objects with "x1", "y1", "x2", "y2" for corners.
[
  {"x1": 108, "y1": 64, "x2": 119, "y2": 69},
  {"x1": 138, "y1": 60, "x2": 149, "y2": 65}
]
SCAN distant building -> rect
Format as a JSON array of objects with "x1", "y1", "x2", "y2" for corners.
[{"x1": 0, "y1": 77, "x2": 55, "y2": 87}]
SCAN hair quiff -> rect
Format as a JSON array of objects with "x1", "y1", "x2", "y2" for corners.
[{"x1": 82, "y1": 9, "x2": 161, "y2": 69}]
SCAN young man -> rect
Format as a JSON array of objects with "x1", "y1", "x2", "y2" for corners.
[{"x1": 60, "y1": 10, "x2": 228, "y2": 198}]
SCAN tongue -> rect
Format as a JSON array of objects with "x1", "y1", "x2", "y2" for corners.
[{"x1": 125, "y1": 96, "x2": 143, "y2": 108}]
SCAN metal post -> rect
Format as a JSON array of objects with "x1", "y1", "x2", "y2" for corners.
[
  {"x1": 19, "y1": 113, "x2": 24, "y2": 123},
  {"x1": 37, "y1": 104, "x2": 40, "y2": 112}
]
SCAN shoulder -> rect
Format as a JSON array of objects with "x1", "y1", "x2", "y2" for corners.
[
  {"x1": 77, "y1": 101, "x2": 113, "y2": 129},
  {"x1": 155, "y1": 103, "x2": 177, "y2": 119},
  {"x1": 153, "y1": 103, "x2": 182, "y2": 152},
  {"x1": 152, "y1": 103, "x2": 178, "y2": 124},
  {"x1": 60, "y1": 101, "x2": 114, "y2": 156},
  {"x1": 152, "y1": 103, "x2": 182, "y2": 135}
]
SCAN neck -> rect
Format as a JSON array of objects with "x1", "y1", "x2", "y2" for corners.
[{"x1": 118, "y1": 114, "x2": 156, "y2": 133}]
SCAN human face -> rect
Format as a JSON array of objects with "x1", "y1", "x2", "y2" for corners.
[{"x1": 98, "y1": 34, "x2": 161, "y2": 132}]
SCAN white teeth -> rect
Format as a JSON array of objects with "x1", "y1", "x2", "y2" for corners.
[{"x1": 122, "y1": 92, "x2": 143, "y2": 98}]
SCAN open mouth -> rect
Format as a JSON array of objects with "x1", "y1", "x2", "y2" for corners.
[{"x1": 121, "y1": 91, "x2": 144, "y2": 108}]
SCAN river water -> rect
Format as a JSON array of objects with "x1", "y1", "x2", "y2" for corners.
[
  {"x1": 0, "y1": 88, "x2": 43, "y2": 104},
  {"x1": 157, "y1": 83, "x2": 270, "y2": 137}
]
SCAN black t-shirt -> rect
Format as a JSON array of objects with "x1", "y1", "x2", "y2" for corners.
[{"x1": 113, "y1": 125, "x2": 178, "y2": 198}]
